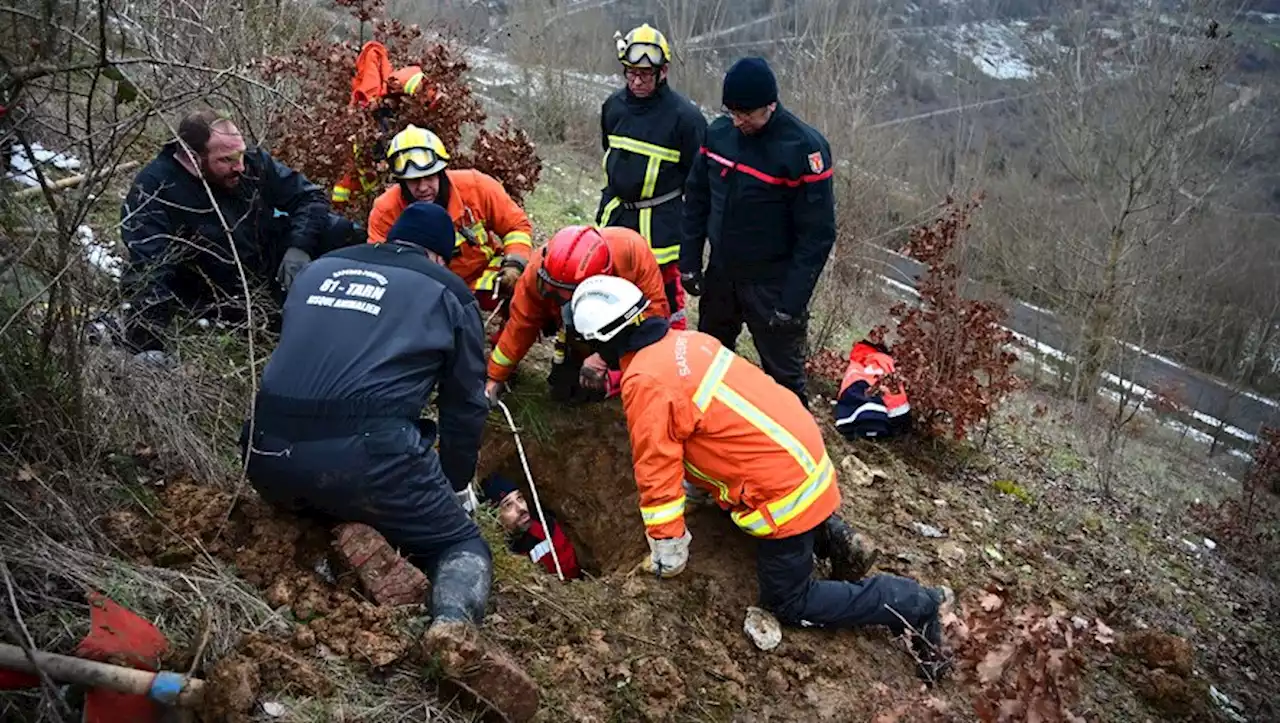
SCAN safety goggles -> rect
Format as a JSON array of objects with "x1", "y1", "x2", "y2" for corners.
[
  {"x1": 536, "y1": 266, "x2": 577, "y2": 303},
  {"x1": 390, "y1": 147, "x2": 442, "y2": 177},
  {"x1": 622, "y1": 42, "x2": 665, "y2": 68}
]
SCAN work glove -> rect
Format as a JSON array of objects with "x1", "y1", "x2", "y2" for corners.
[
  {"x1": 276, "y1": 246, "x2": 312, "y2": 291},
  {"x1": 768, "y1": 309, "x2": 804, "y2": 332},
  {"x1": 680, "y1": 271, "x2": 703, "y2": 297},
  {"x1": 455, "y1": 484, "x2": 479, "y2": 515},
  {"x1": 579, "y1": 352, "x2": 609, "y2": 392},
  {"x1": 498, "y1": 263, "x2": 522, "y2": 293},
  {"x1": 484, "y1": 378, "x2": 505, "y2": 409},
  {"x1": 634, "y1": 529, "x2": 692, "y2": 579}
]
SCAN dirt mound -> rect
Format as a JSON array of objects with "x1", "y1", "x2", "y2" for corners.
[
  {"x1": 203, "y1": 633, "x2": 334, "y2": 722},
  {"x1": 102, "y1": 481, "x2": 418, "y2": 707}
]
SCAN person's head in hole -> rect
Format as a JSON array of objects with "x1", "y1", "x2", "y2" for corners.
[{"x1": 480, "y1": 473, "x2": 583, "y2": 580}]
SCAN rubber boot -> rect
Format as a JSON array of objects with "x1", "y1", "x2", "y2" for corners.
[
  {"x1": 333, "y1": 523, "x2": 428, "y2": 607},
  {"x1": 422, "y1": 549, "x2": 539, "y2": 723},
  {"x1": 912, "y1": 585, "x2": 955, "y2": 686},
  {"x1": 814, "y1": 515, "x2": 880, "y2": 582}
]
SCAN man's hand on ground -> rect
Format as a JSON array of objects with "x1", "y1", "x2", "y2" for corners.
[{"x1": 276, "y1": 246, "x2": 312, "y2": 290}]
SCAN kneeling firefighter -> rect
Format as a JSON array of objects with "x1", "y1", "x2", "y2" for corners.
[
  {"x1": 568, "y1": 275, "x2": 954, "y2": 683},
  {"x1": 241, "y1": 202, "x2": 539, "y2": 721},
  {"x1": 484, "y1": 224, "x2": 670, "y2": 406}
]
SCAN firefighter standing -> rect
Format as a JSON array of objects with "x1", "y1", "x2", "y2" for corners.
[
  {"x1": 599, "y1": 23, "x2": 707, "y2": 329},
  {"x1": 680, "y1": 56, "x2": 837, "y2": 408},
  {"x1": 568, "y1": 275, "x2": 952, "y2": 684},
  {"x1": 241, "y1": 201, "x2": 538, "y2": 721},
  {"x1": 367, "y1": 125, "x2": 533, "y2": 310},
  {"x1": 484, "y1": 225, "x2": 670, "y2": 406}
]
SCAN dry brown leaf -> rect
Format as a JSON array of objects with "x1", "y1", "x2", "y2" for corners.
[
  {"x1": 977, "y1": 642, "x2": 1017, "y2": 684},
  {"x1": 873, "y1": 704, "x2": 910, "y2": 723},
  {"x1": 1094, "y1": 619, "x2": 1116, "y2": 646},
  {"x1": 15, "y1": 465, "x2": 35, "y2": 483},
  {"x1": 980, "y1": 592, "x2": 1004, "y2": 612}
]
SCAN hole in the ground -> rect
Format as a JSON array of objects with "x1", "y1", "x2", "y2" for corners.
[
  {"x1": 477, "y1": 405, "x2": 762, "y2": 602},
  {"x1": 479, "y1": 407, "x2": 646, "y2": 577}
]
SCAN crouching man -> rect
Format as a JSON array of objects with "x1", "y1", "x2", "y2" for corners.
[
  {"x1": 567, "y1": 275, "x2": 954, "y2": 683},
  {"x1": 481, "y1": 473, "x2": 582, "y2": 580},
  {"x1": 240, "y1": 201, "x2": 538, "y2": 721}
]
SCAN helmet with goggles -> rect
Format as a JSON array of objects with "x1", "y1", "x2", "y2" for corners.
[
  {"x1": 615, "y1": 24, "x2": 671, "y2": 69},
  {"x1": 386, "y1": 124, "x2": 450, "y2": 180}
]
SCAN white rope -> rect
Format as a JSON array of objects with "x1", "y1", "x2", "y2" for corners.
[{"x1": 495, "y1": 399, "x2": 565, "y2": 582}]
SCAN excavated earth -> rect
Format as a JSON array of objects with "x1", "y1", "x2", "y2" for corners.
[{"x1": 100, "y1": 391, "x2": 1280, "y2": 722}]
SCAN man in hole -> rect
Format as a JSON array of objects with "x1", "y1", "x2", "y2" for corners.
[{"x1": 481, "y1": 473, "x2": 582, "y2": 580}]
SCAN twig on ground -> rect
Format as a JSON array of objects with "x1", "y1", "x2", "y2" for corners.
[{"x1": 187, "y1": 607, "x2": 213, "y2": 676}]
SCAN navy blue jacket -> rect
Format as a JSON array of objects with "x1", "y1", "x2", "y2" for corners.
[
  {"x1": 120, "y1": 142, "x2": 329, "y2": 350},
  {"x1": 680, "y1": 105, "x2": 836, "y2": 315},
  {"x1": 257, "y1": 242, "x2": 488, "y2": 491}
]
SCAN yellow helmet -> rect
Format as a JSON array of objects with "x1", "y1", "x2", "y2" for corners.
[
  {"x1": 615, "y1": 24, "x2": 671, "y2": 68},
  {"x1": 386, "y1": 124, "x2": 449, "y2": 180}
]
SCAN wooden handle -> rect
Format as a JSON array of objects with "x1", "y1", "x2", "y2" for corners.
[
  {"x1": 0, "y1": 643, "x2": 204, "y2": 707},
  {"x1": 13, "y1": 160, "x2": 141, "y2": 199}
]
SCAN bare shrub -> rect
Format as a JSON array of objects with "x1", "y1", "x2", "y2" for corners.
[{"x1": 870, "y1": 195, "x2": 1021, "y2": 440}]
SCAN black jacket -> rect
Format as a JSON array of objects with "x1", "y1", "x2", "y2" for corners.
[
  {"x1": 597, "y1": 84, "x2": 707, "y2": 265},
  {"x1": 119, "y1": 142, "x2": 329, "y2": 350},
  {"x1": 680, "y1": 105, "x2": 836, "y2": 316},
  {"x1": 256, "y1": 242, "x2": 488, "y2": 491}
]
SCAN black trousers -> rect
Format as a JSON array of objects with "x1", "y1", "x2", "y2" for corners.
[
  {"x1": 696, "y1": 268, "x2": 808, "y2": 405},
  {"x1": 757, "y1": 524, "x2": 937, "y2": 632},
  {"x1": 241, "y1": 417, "x2": 491, "y2": 620}
]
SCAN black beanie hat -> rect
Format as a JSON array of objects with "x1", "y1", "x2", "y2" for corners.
[
  {"x1": 480, "y1": 472, "x2": 520, "y2": 506},
  {"x1": 722, "y1": 56, "x2": 778, "y2": 112},
  {"x1": 387, "y1": 201, "x2": 456, "y2": 259}
]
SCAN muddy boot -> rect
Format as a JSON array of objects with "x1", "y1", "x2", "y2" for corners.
[
  {"x1": 333, "y1": 523, "x2": 429, "y2": 607},
  {"x1": 423, "y1": 620, "x2": 539, "y2": 723},
  {"x1": 912, "y1": 585, "x2": 955, "y2": 686},
  {"x1": 815, "y1": 515, "x2": 880, "y2": 582},
  {"x1": 423, "y1": 547, "x2": 539, "y2": 723}
]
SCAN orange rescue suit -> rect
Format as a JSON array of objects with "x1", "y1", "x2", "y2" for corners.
[
  {"x1": 620, "y1": 329, "x2": 840, "y2": 541},
  {"x1": 333, "y1": 41, "x2": 436, "y2": 204},
  {"x1": 487, "y1": 226, "x2": 670, "y2": 383},
  {"x1": 366, "y1": 169, "x2": 534, "y2": 294}
]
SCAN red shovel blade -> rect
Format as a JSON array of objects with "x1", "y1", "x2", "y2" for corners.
[{"x1": 77, "y1": 593, "x2": 169, "y2": 723}]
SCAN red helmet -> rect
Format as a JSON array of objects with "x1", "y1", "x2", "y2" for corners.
[{"x1": 538, "y1": 226, "x2": 613, "y2": 295}]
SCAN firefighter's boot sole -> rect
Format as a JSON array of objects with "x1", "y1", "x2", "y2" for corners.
[
  {"x1": 821, "y1": 516, "x2": 881, "y2": 582},
  {"x1": 333, "y1": 523, "x2": 429, "y2": 607},
  {"x1": 422, "y1": 620, "x2": 540, "y2": 723}
]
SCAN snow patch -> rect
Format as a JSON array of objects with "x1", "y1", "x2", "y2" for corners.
[
  {"x1": 6, "y1": 143, "x2": 81, "y2": 187},
  {"x1": 75, "y1": 225, "x2": 124, "y2": 279}
]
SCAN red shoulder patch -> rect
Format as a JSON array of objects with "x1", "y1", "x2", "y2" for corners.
[{"x1": 807, "y1": 151, "x2": 824, "y2": 174}]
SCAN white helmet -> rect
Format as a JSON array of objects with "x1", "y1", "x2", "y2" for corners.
[{"x1": 570, "y1": 275, "x2": 650, "y2": 342}]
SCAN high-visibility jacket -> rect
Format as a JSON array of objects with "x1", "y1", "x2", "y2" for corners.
[
  {"x1": 597, "y1": 84, "x2": 706, "y2": 266},
  {"x1": 486, "y1": 226, "x2": 670, "y2": 383},
  {"x1": 366, "y1": 169, "x2": 533, "y2": 294},
  {"x1": 835, "y1": 340, "x2": 911, "y2": 439},
  {"x1": 619, "y1": 329, "x2": 840, "y2": 541},
  {"x1": 332, "y1": 41, "x2": 434, "y2": 205}
]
